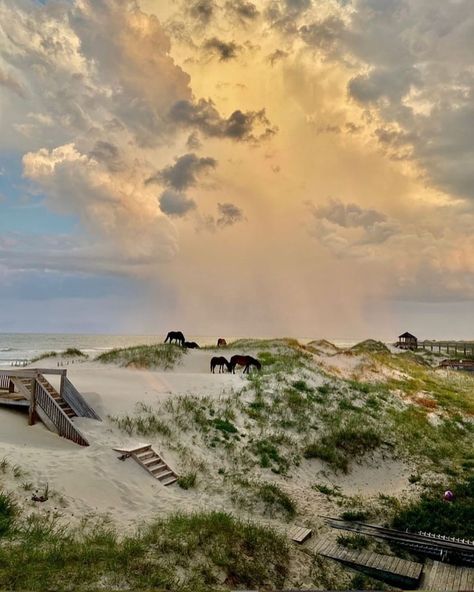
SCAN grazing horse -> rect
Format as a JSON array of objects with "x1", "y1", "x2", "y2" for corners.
[
  {"x1": 217, "y1": 338, "x2": 227, "y2": 347},
  {"x1": 229, "y1": 355, "x2": 262, "y2": 374},
  {"x1": 164, "y1": 331, "x2": 185, "y2": 346},
  {"x1": 184, "y1": 341, "x2": 200, "y2": 349},
  {"x1": 210, "y1": 356, "x2": 230, "y2": 373}
]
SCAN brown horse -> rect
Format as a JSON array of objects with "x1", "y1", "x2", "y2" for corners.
[
  {"x1": 229, "y1": 355, "x2": 262, "y2": 374},
  {"x1": 210, "y1": 356, "x2": 230, "y2": 373},
  {"x1": 164, "y1": 331, "x2": 185, "y2": 346},
  {"x1": 217, "y1": 338, "x2": 227, "y2": 347}
]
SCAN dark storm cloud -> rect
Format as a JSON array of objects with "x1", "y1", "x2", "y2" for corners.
[
  {"x1": 147, "y1": 153, "x2": 217, "y2": 191},
  {"x1": 225, "y1": 0, "x2": 259, "y2": 21},
  {"x1": 168, "y1": 99, "x2": 277, "y2": 142},
  {"x1": 216, "y1": 202, "x2": 245, "y2": 227},
  {"x1": 89, "y1": 141, "x2": 123, "y2": 172},
  {"x1": 190, "y1": 0, "x2": 216, "y2": 23},
  {"x1": 267, "y1": 49, "x2": 288, "y2": 65},
  {"x1": 203, "y1": 37, "x2": 241, "y2": 61},
  {"x1": 159, "y1": 189, "x2": 196, "y2": 217}
]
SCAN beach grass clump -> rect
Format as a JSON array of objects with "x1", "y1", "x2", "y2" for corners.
[
  {"x1": 350, "y1": 340, "x2": 390, "y2": 355},
  {"x1": 110, "y1": 403, "x2": 172, "y2": 437},
  {"x1": 250, "y1": 436, "x2": 291, "y2": 474},
  {"x1": 96, "y1": 343, "x2": 185, "y2": 370},
  {"x1": 0, "y1": 510, "x2": 289, "y2": 591},
  {"x1": 177, "y1": 472, "x2": 197, "y2": 490},
  {"x1": 31, "y1": 348, "x2": 87, "y2": 362},
  {"x1": 303, "y1": 421, "x2": 383, "y2": 473},
  {"x1": 392, "y1": 475, "x2": 474, "y2": 539},
  {"x1": 337, "y1": 534, "x2": 371, "y2": 550},
  {"x1": 0, "y1": 492, "x2": 17, "y2": 537},
  {"x1": 256, "y1": 483, "x2": 297, "y2": 519}
]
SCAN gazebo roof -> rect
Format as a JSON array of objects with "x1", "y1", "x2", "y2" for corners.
[{"x1": 399, "y1": 331, "x2": 417, "y2": 339}]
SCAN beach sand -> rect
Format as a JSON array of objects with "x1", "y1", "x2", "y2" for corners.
[{"x1": 0, "y1": 348, "x2": 413, "y2": 532}]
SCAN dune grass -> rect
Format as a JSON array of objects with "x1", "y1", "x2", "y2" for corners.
[
  {"x1": 31, "y1": 348, "x2": 88, "y2": 362},
  {"x1": 96, "y1": 343, "x2": 185, "y2": 370},
  {"x1": 0, "y1": 509, "x2": 289, "y2": 591},
  {"x1": 392, "y1": 475, "x2": 474, "y2": 539}
]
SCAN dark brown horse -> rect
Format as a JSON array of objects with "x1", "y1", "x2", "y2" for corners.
[
  {"x1": 184, "y1": 341, "x2": 200, "y2": 349},
  {"x1": 164, "y1": 331, "x2": 185, "y2": 346},
  {"x1": 210, "y1": 356, "x2": 230, "y2": 373},
  {"x1": 217, "y1": 338, "x2": 227, "y2": 347},
  {"x1": 229, "y1": 355, "x2": 262, "y2": 374}
]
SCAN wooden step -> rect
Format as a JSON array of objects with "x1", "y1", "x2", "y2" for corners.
[
  {"x1": 143, "y1": 458, "x2": 163, "y2": 468},
  {"x1": 161, "y1": 477, "x2": 178, "y2": 486},
  {"x1": 151, "y1": 464, "x2": 169, "y2": 475},
  {"x1": 131, "y1": 445, "x2": 152, "y2": 455},
  {"x1": 136, "y1": 451, "x2": 155, "y2": 461},
  {"x1": 156, "y1": 470, "x2": 174, "y2": 481}
]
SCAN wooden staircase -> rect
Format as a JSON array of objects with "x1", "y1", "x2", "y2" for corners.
[
  {"x1": 36, "y1": 375, "x2": 77, "y2": 420},
  {"x1": 116, "y1": 445, "x2": 178, "y2": 486}
]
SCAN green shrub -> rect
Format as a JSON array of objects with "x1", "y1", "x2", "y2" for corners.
[
  {"x1": 392, "y1": 475, "x2": 474, "y2": 538},
  {"x1": 178, "y1": 472, "x2": 197, "y2": 490},
  {"x1": 341, "y1": 510, "x2": 368, "y2": 522},
  {"x1": 97, "y1": 344, "x2": 185, "y2": 370},
  {"x1": 212, "y1": 418, "x2": 238, "y2": 434}
]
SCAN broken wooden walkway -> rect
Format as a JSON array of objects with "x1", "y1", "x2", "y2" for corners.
[
  {"x1": 312, "y1": 536, "x2": 423, "y2": 588},
  {"x1": 421, "y1": 559, "x2": 474, "y2": 591},
  {"x1": 114, "y1": 444, "x2": 178, "y2": 486}
]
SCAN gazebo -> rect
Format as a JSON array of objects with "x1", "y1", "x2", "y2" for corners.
[{"x1": 397, "y1": 332, "x2": 418, "y2": 350}]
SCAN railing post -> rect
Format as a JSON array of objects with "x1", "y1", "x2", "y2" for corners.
[
  {"x1": 29, "y1": 377, "x2": 37, "y2": 426},
  {"x1": 59, "y1": 369, "x2": 66, "y2": 398}
]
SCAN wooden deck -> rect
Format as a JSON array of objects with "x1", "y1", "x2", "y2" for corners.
[
  {"x1": 422, "y1": 559, "x2": 474, "y2": 591},
  {"x1": 312, "y1": 537, "x2": 423, "y2": 587}
]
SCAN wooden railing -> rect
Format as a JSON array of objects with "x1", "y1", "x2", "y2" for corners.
[
  {"x1": 0, "y1": 374, "x2": 12, "y2": 390},
  {"x1": 35, "y1": 380, "x2": 89, "y2": 446},
  {"x1": 62, "y1": 377, "x2": 101, "y2": 421}
]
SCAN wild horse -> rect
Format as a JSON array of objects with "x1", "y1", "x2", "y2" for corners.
[
  {"x1": 210, "y1": 356, "x2": 230, "y2": 373},
  {"x1": 184, "y1": 341, "x2": 200, "y2": 349},
  {"x1": 229, "y1": 355, "x2": 261, "y2": 374},
  {"x1": 164, "y1": 331, "x2": 185, "y2": 346}
]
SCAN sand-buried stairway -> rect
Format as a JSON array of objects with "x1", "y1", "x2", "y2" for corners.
[
  {"x1": 0, "y1": 369, "x2": 100, "y2": 446},
  {"x1": 115, "y1": 445, "x2": 178, "y2": 486}
]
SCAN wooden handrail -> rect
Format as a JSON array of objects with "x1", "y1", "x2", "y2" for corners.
[{"x1": 35, "y1": 380, "x2": 89, "y2": 446}]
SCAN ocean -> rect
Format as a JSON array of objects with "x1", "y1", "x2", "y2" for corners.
[{"x1": 0, "y1": 333, "x2": 360, "y2": 365}]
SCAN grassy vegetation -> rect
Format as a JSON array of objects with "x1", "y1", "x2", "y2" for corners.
[
  {"x1": 177, "y1": 472, "x2": 197, "y2": 490},
  {"x1": 0, "y1": 492, "x2": 16, "y2": 537},
  {"x1": 96, "y1": 344, "x2": 185, "y2": 370},
  {"x1": 392, "y1": 475, "x2": 474, "y2": 538},
  {"x1": 0, "y1": 509, "x2": 289, "y2": 591},
  {"x1": 31, "y1": 348, "x2": 87, "y2": 362},
  {"x1": 110, "y1": 403, "x2": 172, "y2": 437},
  {"x1": 337, "y1": 533, "x2": 371, "y2": 550},
  {"x1": 304, "y1": 421, "x2": 383, "y2": 473}
]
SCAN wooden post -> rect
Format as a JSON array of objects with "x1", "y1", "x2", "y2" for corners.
[
  {"x1": 28, "y1": 378, "x2": 36, "y2": 426},
  {"x1": 464, "y1": 345, "x2": 467, "y2": 356},
  {"x1": 60, "y1": 370, "x2": 66, "y2": 398}
]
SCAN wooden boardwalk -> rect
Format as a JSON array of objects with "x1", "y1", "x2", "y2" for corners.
[
  {"x1": 312, "y1": 537, "x2": 423, "y2": 588},
  {"x1": 422, "y1": 559, "x2": 474, "y2": 591}
]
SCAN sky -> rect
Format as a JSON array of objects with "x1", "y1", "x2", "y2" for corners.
[{"x1": 1, "y1": 0, "x2": 474, "y2": 339}]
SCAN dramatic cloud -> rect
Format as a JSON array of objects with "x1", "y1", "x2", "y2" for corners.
[
  {"x1": 22, "y1": 143, "x2": 178, "y2": 267},
  {"x1": 216, "y1": 202, "x2": 245, "y2": 227},
  {"x1": 309, "y1": 199, "x2": 399, "y2": 256},
  {"x1": 147, "y1": 153, "x2": 217, "y2": 191},
  {"x1": 203, "y1": 37, "x2": 241, "y2": 61},
  {"x1": 189, "y1": 0, "x2": 216, "y2": 24},
  {"x1": 169, "y1": 99, "x2": 276, "y2": 142},
  {"x1": 225, "y1": 0, "x2": 259, "y2": 22},
  {"x1": 267, "y1": 49, "x2": 288, "y2": 66},
  {"x1": 159, "y1": 190, "x2": 197, "y2": 217}
]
